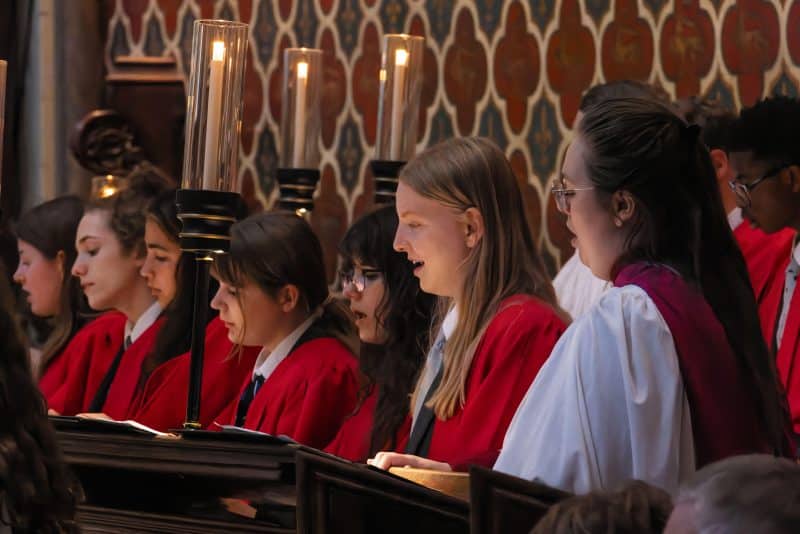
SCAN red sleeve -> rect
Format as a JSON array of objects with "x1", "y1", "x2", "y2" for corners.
[
  {"x1": 38, "y1": 350, "x2": 69, "y2": 399},
  {"x1": 129, "y1": 356, "x2": 189, "y2": 431},
  {"x1": 275, "y1": 360, "x2": 359, "y2": 449},
  {"x1": 47, "y1": 314, "x2": 126, "y2": 415},
  {"x1": 324, "y1": 390, "x2": 377, "y2": 462},
  {"x1": 429, "y1": 299, "x2": 566, "y2": 470}
]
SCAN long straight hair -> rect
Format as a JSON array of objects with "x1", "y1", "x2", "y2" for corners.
[
  {"x1": 579, "y1": 97, "x2": 791, "y2": 455},
  {"x1": 214, "y1": 211, "x2": 358, "y2": 355},
  {"x1": 399, "y1": 136, "x2": 563, "y2": 419},
  {"x1": 15, "y1": 196, "x2": 91, "y2": 376},
  {"x1": 339, "y1": 205, "x2": 436, "y2": 455}
]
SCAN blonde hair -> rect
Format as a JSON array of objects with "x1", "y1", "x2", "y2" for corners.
[{"x1": 400, "y1": 137, "x2": 561, "y2": 419}]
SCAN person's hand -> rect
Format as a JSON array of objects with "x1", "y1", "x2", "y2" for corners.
[
  {"x1": 76, "y1": 412, "x2": 113, "y2": 421},
  {"x1": 47, "y1": 409, "x2": 61, "y2": 416},
  {"x1": 367, "y1": 452, "x2": 452, "y2": 472}
]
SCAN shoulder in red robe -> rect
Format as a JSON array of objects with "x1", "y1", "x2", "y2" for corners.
[
  {"x1": 323, "y1": 386, "x2": 412, "y2": 462},
  {"x1": 426, "y1": 295, "x2": 567, "y2": 470},
  {"x1": 101, "y1": 318, "x2": 165, "y2": 420},
  {"x1": 45, "y1": 312, "x2": 127, "y2": 415},
  {"x1": 128, "y1": 317, "x2": 259, "y2": 431},
  {"x1": 230, "y1": 336, "x2": 359, "y2": 449}
]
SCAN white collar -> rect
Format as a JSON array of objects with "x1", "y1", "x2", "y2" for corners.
[
  {"x1": 441, "y1": 305, "x2": 458, "y2": 341},
  {"x1": 252, "y1": 310, "x2": 320, "y2": 380},
  {"x1": 727, "y1": 207, "x2": 743, "y2": 231},
  {"x1": 792, "y1": 236, "x2": 800, "y2": 267},
  {"x1": 124, "y1": 301, "x2": 162, "y2": 344}
]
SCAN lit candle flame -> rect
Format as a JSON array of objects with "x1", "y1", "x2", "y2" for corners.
[
  {"x1": 395, "y1": 49, "x2": 409, "y2": 67},
  {"x1": 212, "y1": 41, "x2": 225, "y2": 62},
  {"x1": 297, "y1": 61, "x2": 309, "y2": 80}
]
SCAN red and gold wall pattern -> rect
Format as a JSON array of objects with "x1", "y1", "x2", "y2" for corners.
[{"x1": 106, "y1": 0, "x2": 800, "y2": 275}]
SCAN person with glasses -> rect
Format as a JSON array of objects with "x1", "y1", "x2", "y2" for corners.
[
  {"x1": 727, "y1": 96, "x2": 800, "y2": 446},
  {"x1": 678, "y1": 96, "x2": 795, "y2": 343},
  {"x1": 494, "y1": 97, "x2": 791, "y2": 495},
  {"x1": 367, "y1": 137, "x2": 567, "y2": 473},
  {"x1": 553, "y1": 80, "x2": 671, "y2": 320},
  {"x1": 324, "y1": 205, "x2": 436, "y2": 462},
  {"x1": 210, "y1": 211, "x2": 360, "y2": 449}
]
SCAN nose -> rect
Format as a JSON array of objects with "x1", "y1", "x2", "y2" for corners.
[
  {"x1": 210, "y1": 285, "x2": 224, "y2": 311},
  {"x1": 71, "y1": 256, "x2": 85, "y2": 277},
  {"x1": 342, "y1": 282, "x2": 360, "y2": 301},
  {"x1": 393, "y1": 226, "x2": 408, "y2": 253},
  {"x1": 12, "y1": 264, "x2": 24, "y2": 285},
  {"x1": 140, "y1": 255, "x2": 154, "y2": 280}
]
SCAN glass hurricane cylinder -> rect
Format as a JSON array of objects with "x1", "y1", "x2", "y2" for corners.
[
  {"x1": 375, "y1": 35, "x2": 424, "y2": 162},
  {"x1": 280, "y1": 48, "x2": 323, "y2": 170},
  {"x1": 181, "y1": 20, "x2": 248, "y2": 193}
]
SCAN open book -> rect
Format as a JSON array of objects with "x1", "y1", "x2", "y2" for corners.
[{"x1": 49, "y1": 415, "x2": 176, "y2": 438}]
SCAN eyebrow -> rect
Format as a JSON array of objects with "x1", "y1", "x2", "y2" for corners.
[
  {"x1": 146, "y1": 243, "x2": 169, "y2": 251},
  {"x1": 77, "y1": 235, "x2": 99, "y2": 245}
]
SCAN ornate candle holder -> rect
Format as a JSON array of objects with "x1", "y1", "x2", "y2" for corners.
[
  {"x1": 278, "y1": 48, "x2": 323, "y2": 215},
  {"x1": 372, "y1": 35, "x2": 424, "y2": 204},
  {"x1": 178, "y1": 20, "x2": 248, "y2": 429}
]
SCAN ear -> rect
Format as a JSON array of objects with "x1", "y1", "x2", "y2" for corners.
[
  {"x1": 786, "y1": 165, "x2": 800, "y2": 194},
  {"x1": 611, "y1": 190, "x2": 636, "y2": 227},
  {"x1": 277, "y1": 284, "x2": 301, "y2": 313},
  {"x1": 463, "y1": 207, "x2": 485, "y2": 249},
  {"x1": 709, "y1": 148, "x2": 730, "y2": 184}
]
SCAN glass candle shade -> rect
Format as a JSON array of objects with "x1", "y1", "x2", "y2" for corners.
[
  {"x1": 280, "y1": 48, "x2": 323, "y2": 170},
  {"x1": 375, "y1": 35, "x2": 424, "y2": 162},
  {"x1": 181, "y1": 20, "x2": 248, "y2": 192}
]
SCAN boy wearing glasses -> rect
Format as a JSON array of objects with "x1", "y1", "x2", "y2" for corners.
[{"x1": 728, "y1": 96, "x2": 800, "y2": 446}]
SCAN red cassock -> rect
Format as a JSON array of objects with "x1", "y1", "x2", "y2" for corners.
[
  {"x1": 218, "y1": 336, "x2": 360, "y2": 449},
  {"x1": 101, "y1": 318, "x2": 165, "y2": 420},
  {"x1": 44, "y1": 312, "x2": 127, "y2": 415},
  {"x1": 424, "y1": 295, "x2": 566, "y2": 470},
  {"x1": 733, "y1": 223, "x2": 795, "y2": 340},
  {"x1": 127, "y1": 317, "x2": 260, "y2": 431},
  {"x1": 752, "y1": 229, "x2": 800, "y2": 434},
  {"x1": 323, "y1": 386, "x2": 412, "y2": 462}
]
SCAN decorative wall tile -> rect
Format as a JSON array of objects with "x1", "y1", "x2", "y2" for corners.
[{"x1": 107, "y1": 0, "x2": 800, "y2": 270}]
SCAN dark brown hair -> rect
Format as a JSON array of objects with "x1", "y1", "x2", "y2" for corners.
[
  {"x1": 579, "y1": 97, "x2": 791, "y2": 455},
  {"x1": 214, "y1": 211, "x2": 358, "y2": 354},
  {"x1": 339, "y1": 205, "x2": 436, "y2": 455},
  {"x1": 531, "y1": 480, "x2": 673, "y2": 534},
  {"x1": 0, "y1": 279, "x2": 82, "y2": 531},
  {"x1": 15, "y1": 196, "x2": 91, "y2": 376}
]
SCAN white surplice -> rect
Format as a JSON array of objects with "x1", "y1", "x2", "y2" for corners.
[
  {"x1": 493, "y1": 284, "x2": 695, "y2": 495},
  {"x1": 553, "y1": 252, "x2": 612, "y2": 320}
]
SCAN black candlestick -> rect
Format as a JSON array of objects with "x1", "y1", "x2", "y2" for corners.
[
  {"x1": 370, "y1": 160, "x2": 406, "y2": 205},
  {"x1": 277, "y1": 167, "x2": 321, "y2": 212}
]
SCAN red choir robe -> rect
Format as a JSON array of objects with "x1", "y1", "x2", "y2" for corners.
[
  {"x1": 420, "y1": 295, "x2": 566, "y2": 471},
  {"x1": 733, "y1": 223, "x2": 795, "y2": 340},
  {"x1": 127, "y1": 317, "x2": 260, "y2": 431},
  {"x1": 755, "y1": 231, "x2": 800, "y2": 433},
  {"x1": 101, "y1": 318, "x2": 165, "y2": 420},
  {"x1": 45, "y1": 312, "x2": 127, "y2": 415},
  {"x1": 616, "y1": 263, "x2": 781, "y2": 464},
  {"x1": 324, "y1": 385, "x2": 412, "y2": 462},
  {"x1": 217, "y1": 336, "x2": 360, "y2": 450}
]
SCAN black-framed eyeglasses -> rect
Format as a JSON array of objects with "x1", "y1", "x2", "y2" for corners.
[
  {"x1": 551, "y1": 179, "x2": 595, "y2": 213},
  {"x1": 728, "y1": 164, "x2": 791, "y2": 208},
  {"x1": 339, "y1": 268, "x2": 383, "y2": 293}
]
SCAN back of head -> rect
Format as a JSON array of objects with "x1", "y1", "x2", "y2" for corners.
[
  {"x1": 676, "y1": 96, "x2": 736, "y2": 152},
  {"x1": 16, "y1": 196, "x2": 89, "y2": 370},
  {"x1": 87, "y1": 165, "x2": 172, "y2": 257},
  {"x1": 579, "y1": 80, "x2": 670, "y2": 113},
  {"x1": 216, "y1": 211, "x2": 357, "y2": 352},
  {"x1": 0, "y1": 279, "x2": 81, "y2": 530},
  {"x1": 728, "y1": 96, "x2": 800, "y2": 166},
  {"x1": 670, "y1": 454, "x2": 800, "y2": 534},
  {"x1": 532, "y1": 480, "x2": 673, "y2": 534},
  {"x1": 579, "y1": 97, "x2": 789, "y2": 455},
  {"x1": 339, "y1": 205, "x2": 436, "y2": 453},
  {"x1": 399, "y1": 136, "x2": 559, "y2": 418}
]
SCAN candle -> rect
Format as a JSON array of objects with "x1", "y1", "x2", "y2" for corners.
[
  {"x1": 390, "y1": 48, "x2": 408, "y2": 161},
  {"x1": 292, "y1": 60, "x2": 309, "y2": 168},
  {"x1": 202, "y1": 41, "x2": 225, "y2": 190}
]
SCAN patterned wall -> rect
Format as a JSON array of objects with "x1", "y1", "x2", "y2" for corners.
[{"x1": 105, "y1": 0, "x2": 800, "y2": 275}]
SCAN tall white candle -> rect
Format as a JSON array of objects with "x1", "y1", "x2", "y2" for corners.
[
  {"x1": 202, "y1": 41, "x2": 225, "y2": 190},
  {"x1": 390, "y1": 48, "x2": 408, "y2": 161},
  {"x1": 292, "y1": 60, "x2": 308, "y2": 168}
]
